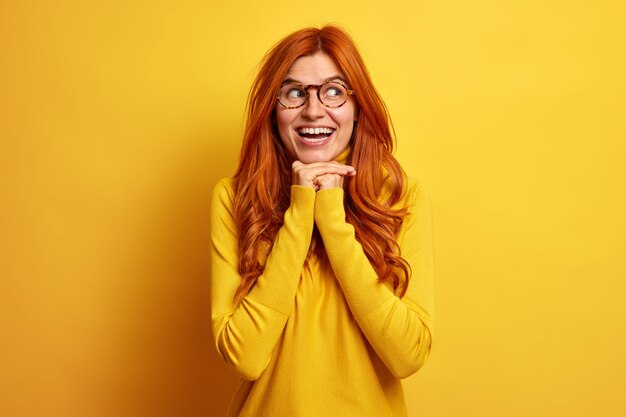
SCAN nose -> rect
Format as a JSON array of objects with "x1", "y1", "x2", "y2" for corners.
[{"x1": 301, "y1": 91, "x2": 325, "y2": 119}]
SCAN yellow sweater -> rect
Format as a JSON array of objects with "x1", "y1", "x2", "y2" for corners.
[{"x1": 210, "y1": 170, "x2": 435, "y2": 417}]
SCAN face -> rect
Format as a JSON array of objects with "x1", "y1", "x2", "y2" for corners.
[{"x1": 275, "y1": 52, "x2": 357, "y2": 164}]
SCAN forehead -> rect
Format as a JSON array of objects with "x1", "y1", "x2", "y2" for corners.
[{"x1": 284, "y1": 52, "x2": 345, "y2": 83}]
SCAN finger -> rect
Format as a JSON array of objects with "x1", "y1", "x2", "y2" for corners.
[
  {"x1": 297, "y1": 161, "x2": 355, "y2": 172},
  {"x1": 313, "y1": 175, "x2": 326, "y2": 190},
  {"x1": 292, "y1": 161, "x2": 356, "y2": 188},
  {"x1": 314, "y1": 173, "x2": 345, "y2": 190},
  {"x1": 302, "y1": 166, "x2": 356, "y2": 178}
]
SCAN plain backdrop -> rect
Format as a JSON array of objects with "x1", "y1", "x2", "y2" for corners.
[{"x1": 1, "y1": 1, "x2": 625, "y2": 416}]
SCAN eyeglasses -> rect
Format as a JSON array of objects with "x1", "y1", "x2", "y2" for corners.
[{"x1": 277, "y1": 80, "x2": 355, "y2": 109}]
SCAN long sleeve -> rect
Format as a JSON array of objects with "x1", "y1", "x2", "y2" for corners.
[
  {"x1": 210, "y1": 178, "x2": 315, "y2": 380},
  {"x1": 314, "y1": 179, "x2": 435, "y2": 379}
]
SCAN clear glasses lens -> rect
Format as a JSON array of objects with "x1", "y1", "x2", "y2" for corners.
[{"x1": 278, "y1": 82, "x2": 349, "y2": 108}]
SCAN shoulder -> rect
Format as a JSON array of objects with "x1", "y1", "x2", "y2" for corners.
[
  {"x1": 382, "y1": 172, "x2": 431, "y2": 209},
  {"x1": 401, "y1": 177, "x2": 433, "y2": 228},
  {"x1": 211, "y1": 177, "x2": 236, "y2": 212},
  {"x1": 404, "y1": 176, "x2": 430, "y2": 199},
  {"x1": 403, "y1": 176, "x2": 432, "y2": 209},
  {"x1": 212, "y1": 177, "x2": 235, "y2": 198}
]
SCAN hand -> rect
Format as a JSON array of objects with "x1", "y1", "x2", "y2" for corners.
[{"x1": 291, "y1": 161, "x2": 356, "y2": 191}]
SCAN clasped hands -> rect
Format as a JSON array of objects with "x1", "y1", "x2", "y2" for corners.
[{"x1": 292, "y1": 161, "x2": 356, "y2": 191}]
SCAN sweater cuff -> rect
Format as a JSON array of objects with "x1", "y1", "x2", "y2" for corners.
[
  {"x1": 314, "y1": 187, "x2": 345, "y2": 226},
  {"x1": 291, "y1": 184, "x2": 316, "y2": 205}
]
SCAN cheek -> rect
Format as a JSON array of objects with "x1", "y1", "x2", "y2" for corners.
[
  {"x1": 274, "y1": 110, "x2": 295, "y2": 151},
  {"x1": 275, "y1": 111, "x2": 293, "y2": 135},
  {"x1": 332, "y1": 107, "x2": 357, "y2": 131}
]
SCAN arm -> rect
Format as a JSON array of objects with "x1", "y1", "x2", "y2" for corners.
[
  {"x1": 314, "y1": 179, "x2": 435, "y2": 379},
  {"x1": 210, "y1": 178, "x2": 315, "y2": 380}
]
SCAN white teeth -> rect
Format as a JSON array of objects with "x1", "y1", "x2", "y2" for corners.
[
  {"x1": 301, "y1": 137, "x2": 328, "y2": 143},
  {"x1": 298, "y1": 127, "x2": 334, "y2": 134}
]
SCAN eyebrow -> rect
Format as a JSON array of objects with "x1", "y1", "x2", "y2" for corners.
[{"x1": 281, "y1": 75, "x2": 348, "y2": 85}]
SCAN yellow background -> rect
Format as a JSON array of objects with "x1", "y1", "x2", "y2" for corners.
[{"x1": 1, "y1": 1, "x2": 625, "y2": 416}]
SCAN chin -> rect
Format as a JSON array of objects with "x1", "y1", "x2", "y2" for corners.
[{"x1": 295, "y1": 151, "x2": 335, "y2": 164}]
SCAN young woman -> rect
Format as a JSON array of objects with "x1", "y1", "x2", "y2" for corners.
[{"x1": 210, "y1": 25, "x2": 434, "y2": 417}]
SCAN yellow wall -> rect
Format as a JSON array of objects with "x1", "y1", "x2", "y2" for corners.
[{"x1": 1, "y1": 1, "x2": 625, "y2": 416}]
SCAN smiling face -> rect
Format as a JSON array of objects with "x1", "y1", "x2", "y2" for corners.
[{"x1": 275, "y1": 52, "x2": 357, "y2": 164}]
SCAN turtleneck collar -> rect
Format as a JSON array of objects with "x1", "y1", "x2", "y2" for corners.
[{"x1": 334, "y1": 146, "x2": 352, "y2": 165}]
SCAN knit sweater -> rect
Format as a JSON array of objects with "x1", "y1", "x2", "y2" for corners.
[{"x1": 210, "y1": 163, "x2": 435, "y2": 417}]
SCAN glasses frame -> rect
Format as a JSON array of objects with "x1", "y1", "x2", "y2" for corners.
[{"x1": 276, "y1": 80, "x2": 355, "y2": 109}]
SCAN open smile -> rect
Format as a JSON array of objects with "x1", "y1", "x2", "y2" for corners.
[{"x1": 296, "y1": 126, "x2": 336, "y2": 146}]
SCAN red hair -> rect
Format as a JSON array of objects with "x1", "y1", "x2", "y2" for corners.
[{"x1": 232, "y1": 25, "x2": 410, "y2": 303}]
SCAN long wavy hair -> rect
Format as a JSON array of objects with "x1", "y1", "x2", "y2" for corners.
[{"x1": 232, "y1": 25, "x2": 410, "y2": 303}]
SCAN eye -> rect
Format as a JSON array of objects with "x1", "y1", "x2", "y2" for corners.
[
  {"x1": 285, "y1": 87, "x2": 306, "y2": 99},
  {"x1": 322, "y1": 83, "x2": 346, "y2": 99}
]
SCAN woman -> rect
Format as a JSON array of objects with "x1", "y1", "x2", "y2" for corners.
[{"x1": 210, "y1": 25, "x2": 434, "y2": 417}]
